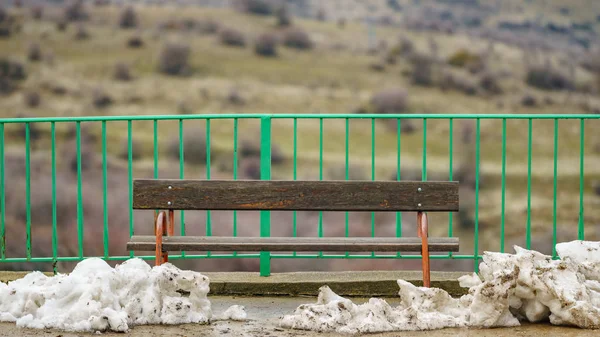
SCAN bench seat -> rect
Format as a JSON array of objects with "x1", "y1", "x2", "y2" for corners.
[{"x1": 127, "y1": 236, "x2": 460, "y2": 252}]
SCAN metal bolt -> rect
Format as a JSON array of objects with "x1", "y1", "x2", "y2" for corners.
[
  {"x1": 418, "y1": 203, "x2": 422, "y2": 207},
  {"x1": 167, "y1": 201, "x2": 172, "y2": 206},
  {"x1": 417, "y1": 188, "x2": 422, "y2": 192},
  {"x1": 168, "y1": 186, "x2": 173, "y2": 189}
]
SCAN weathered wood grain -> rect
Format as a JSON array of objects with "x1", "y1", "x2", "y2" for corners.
[
  {"x1": 133, "y1": 179, "x2": 459, "y2": 211},
  {"x1": 126, "y1": 236, "x2": 460, "y2": 252}
]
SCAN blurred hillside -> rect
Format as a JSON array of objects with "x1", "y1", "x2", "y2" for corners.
[{"x1": 0, "y1": 0, "x2": 599, "y2": 274}]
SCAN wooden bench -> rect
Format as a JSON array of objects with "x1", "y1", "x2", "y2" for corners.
[{"x1": 126, "y1": 179, "x2": 460, "y2": 287}]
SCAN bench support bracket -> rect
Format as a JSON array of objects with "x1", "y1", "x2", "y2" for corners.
[
  {"x1": 417, "y1": 211, "x2": 430, "y2": 287},
  {"x1": 154, "y1": 210, "x2": 174, "y2": 266}
]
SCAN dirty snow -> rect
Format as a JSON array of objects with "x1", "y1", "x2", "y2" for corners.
[
  {"x1": 0, "y1": 258, "x2": 212, "y2": 333},
  {"x1": 280, "y1": 240, "x2": 600, "y2": 334},
  {"x1": 214, "y1": 305, "x2": 248, "y2": 321}
]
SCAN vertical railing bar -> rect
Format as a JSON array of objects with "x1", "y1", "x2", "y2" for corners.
[
  {"x1": 474, "y1": 118, "x2": 480, "y2": 272},
  {"x1": 259, "y1": 117, "x2": 272, "y2": 276},
  {"x1": 422, "y1": 118, "x2": 427, "y2": 181},
  {"x1": 448, "y1": 118, "x2": 453, "y2": 257},
  {"x1": 318, "y1": 118, "x2": 323, "y2": 257},
  {"x1": 552, "y1": 118, "x2": 558, "y2": 258},
  {"x1": 179, "y1": 119, "x2": 186, "y2": 258},
  {"x1": 396, "y1": 118, "x2": 402, "y2": 258},
  {"x1": 526, "y1": 118, "x2": 532, "y2": 249},
  {"x1": 292, "y1": 118, "x2": 297, "y2": 257},
  {"x1": 50, "y1": 123, "x2": 57, "y2": 272},
  {"x1": 500, "y1": 118, "x2": 506, "y2": 253},
  {"x1": 127, "y1": 120, "x2": 134, "y2": 257},
  {"x1": 233, "y1": 118, "x2": 238, "y2": 257},
  {"x1": 344, "y1": 118, "x2": 349, "y2": 257},
  {"x1": 102, "y1": 121, "x2": 109, "y2": 259},
  {"x1": 370, "y1": 118, "x2": 375, "y2": 257},
  {"x1": 25, "y1": 123, "x2": 31, "y2": 260},
  {"x1": 153, "y1": 119, "x2": 158, "y2": 226},
  {"x1": 0, "y1": 123, "x2": 6, "y2": 260},
  {"x1": 206, "y1": 119, "x2": 212, "y2": 258},
  {"x1": 578, "y1": 118, "x2": 585, "y2": 240},
  {"x1": 76, "y1": 122, "x2": 83, "y2": 259}
]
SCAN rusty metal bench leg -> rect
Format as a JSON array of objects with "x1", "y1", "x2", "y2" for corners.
[
  {"x1": 417, "y1": 211, "x2": 430, "y2": 287},
  {"x1": 155, "y1": 211, "x2": 169, "y2": 266}
]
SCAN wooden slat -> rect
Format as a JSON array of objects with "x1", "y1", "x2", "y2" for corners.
[
  {"x1": 126, "y1": 236, "x2": 460, "y2": 252},
  {"x1": 133, "y1": 179, "x2": 459, "y2": 212}
]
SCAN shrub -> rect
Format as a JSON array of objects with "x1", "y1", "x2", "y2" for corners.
[
  {"x1": 240, "y1": 157, "x2": 261, "y2": 179},
  {"x1": 594, "y1": 180, "x2": 600, "y2": 197},
  {"x1": 479, "y1": 72, "x2": 502, "y2": 94},
  {"x1": 64, "y1": 0, "x2": 88, "y2": 22},
  {"x1": 226, "y1": 88, "x2": 245, "y2": 105},
  {"x1": 167, "y1": 129, "x2": 209, "y2": 165},
  {"x1": 27, "y1": 42, "x2": 42, "y2": 62},
  {"x1": 118, "y1": 137, "x2": 142, "y2": 161},
  {"x1": 238, "y1": 0, "x2": 273, "y2": 16},
  {"x1": 92, "y1": 87, "x2": 113, "y2": 108},
  {"x1": 370, "y1": 87, "x2": 408, "y2": 114},
  {"x1": 219, "y1": 28, "x2": 246, "y2": 47},
  {"x1": 282, "y1": 27, "x2": 313, "y2": 50},
  {"x1": 316, "y1": 7, "x2": 326, "y2": 21},
  {"x1": 113, "y1": 62, "x2": 132, "y2": 81},
  {"x1": 369, "y1": 62, "x2": 385, "y2": 72},
  {"x1": 56, "y1": 19, "x2": 67, "y2": 32},
  {"x1": 410, "y1": 53, "x2": 434, "y2": 86},
  {"x1": 23, "y1": 91, "x2": 41, "y2": 108},
  {"x1": 157, "y1": 41, "x2": 191, "y2": 76},
  {"x1": 127, "y1": 35, "x2": 143, "y2": 48},
  {"x1": 238, "y1": 139, "x2": 285, "y2": 165},
  {"x1": 525, "y1": 64, "x2": 574, "y2": 91},
  {"x1": 327, "y1": 164, "x2": 367, "y2": 181},
  {"x1": 275, "y1": 4, "x2": 291, "y2": 27},
  {"x1": 388, "y1": 167, "x2": 422, "y2": 181},
  {"x1": 255, "y1": 32, "x2": 278, "y2": 57},
  {"x1": 521, "y1": 94, "x2": 537, "y2": 107},
  {"x1": 447, "y1": 49, "x2": 481, "y2": 68},
  {"x1": 119, "y1": 6, "x2": 138, "y2": 29},
  {"x1": 440, "y1": 72, "x2": 477, "y2": 95},
  {"x1": 197, "y1": 18, "x2": 220, "y2": 34},
  {"x1": 74, "y1": 24, "x2": 89, "y2": 40},
  {"x1": 31, "y1": 5, "x2": 43, "y2": 20},
  {"x1": 0, "y1": 58, "x2": 26, "y2": 95}
]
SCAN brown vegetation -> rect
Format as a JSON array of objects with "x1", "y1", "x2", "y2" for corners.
[
  {"x1": 370, "y1": 87, "x2": 408, "y2": 114},
  {"x1": 119, "y1": 6, "x2": 138, "y2": 29},
  {"x1": 157, "y1": 41, "x2": 191, "y2": 76},
  {"x1": 219, "y1": 27, "x2": 246, "y2": 47},
  {"x1": 282, "y1": 27, "x2": 313, "y2": 50},
  {"x1": 255, "y1": 32, "x2": 278, "y2": 57}
]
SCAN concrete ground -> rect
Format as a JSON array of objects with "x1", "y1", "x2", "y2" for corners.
[{"x1": 0, "y1": 296, "x2": 597, "y2": 337}]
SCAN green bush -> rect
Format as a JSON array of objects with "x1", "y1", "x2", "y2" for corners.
[{"x1": 447, "y1": 49, "x2": 481, "y2": 68}]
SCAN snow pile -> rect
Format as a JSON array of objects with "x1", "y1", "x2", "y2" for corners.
[
  {"x1": 280, "y1": 240, "x2": 600, "y2": 334},
  {"x1": 214, "y1": 305, "x2": 248, "y2": 321},
  {"x1": 0, "y1": 258, "x2": 212, "y2": 332}
]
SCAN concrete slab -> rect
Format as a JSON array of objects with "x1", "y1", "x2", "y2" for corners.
[{"x1": 0, "y1": 270, "x2": 471, "y2": 297}]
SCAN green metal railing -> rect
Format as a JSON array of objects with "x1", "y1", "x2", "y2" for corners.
[{"x1": 0, "y1": 113, "x2": 597, "y2": 276}]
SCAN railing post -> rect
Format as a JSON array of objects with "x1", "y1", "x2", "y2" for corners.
[{"x1": 260, "y1": 116, "x2": 272, "y2": 276}]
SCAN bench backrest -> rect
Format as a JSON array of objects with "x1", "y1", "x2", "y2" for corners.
[{"x1": 133, "y1": 179, "x2": 459, "y2": 212}]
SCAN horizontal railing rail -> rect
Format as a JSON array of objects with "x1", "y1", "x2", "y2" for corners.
[{"x1": 0, "y1": 113, "x2": 598, "y2": 275}]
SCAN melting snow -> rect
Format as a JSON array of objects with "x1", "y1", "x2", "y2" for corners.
[
  {"x1": 0, "y1": 258, "x2": 212, "y2": 333},
  {"x1": 214, "y1": 305, "x2": 248, "y2": 321},
  {"x1": 280, "y1": 240, "x2": 600, "y2": 334}
]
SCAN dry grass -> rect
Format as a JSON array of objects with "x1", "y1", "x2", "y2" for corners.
[{"x1": 0, "y1": 2, "x2": 599, "y2": 272}]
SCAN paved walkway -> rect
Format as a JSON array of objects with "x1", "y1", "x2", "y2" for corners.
[{"x1": 0, "y1": 296, "x2": 596, "y2": 337}]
